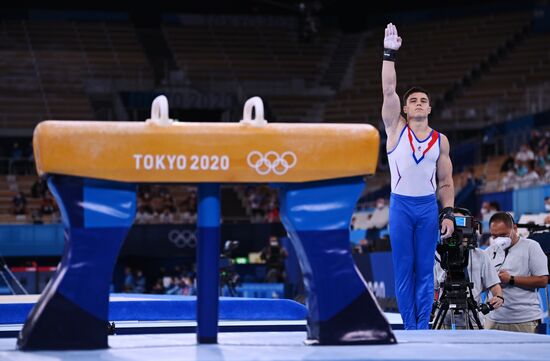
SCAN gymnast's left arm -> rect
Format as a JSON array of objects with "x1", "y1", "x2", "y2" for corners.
[{"x1": 437, "y1": 134, "x2": 455, "y2": 238}]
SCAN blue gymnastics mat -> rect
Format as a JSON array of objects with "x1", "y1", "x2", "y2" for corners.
[
  {"x1": 1, "y1": 330, "x2": 550, "y2": 361},
  {"x1": 0, "y1": 293, "x2": 308, "y2": 324}
]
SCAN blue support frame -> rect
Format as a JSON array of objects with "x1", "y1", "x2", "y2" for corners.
[
  {"x1": 277, "y1": 177, "x2": 396, "y2": 345},
  {"x1": 17, "y1": 175, "x2": 136, "y2": 350},
  {"x1": 196, "y1": 183, "x2": 221, "y2": 344},
  {"x1": 17, "y1": 176, "x2": 394, "y2": 349}
]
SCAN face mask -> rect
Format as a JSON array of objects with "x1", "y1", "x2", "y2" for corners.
[
  {"x1": 481, "y1": 208, "x2": 488, "y2": 214},
  {"x1": 545, "y1": 204, "x2": 550, "y2": 212},
  {"x1": 376, "y1": 203, "x2": 384, "y2": 209},
  {"x1": 490, "y1": 233, "x2": 512, "y2": 249}
]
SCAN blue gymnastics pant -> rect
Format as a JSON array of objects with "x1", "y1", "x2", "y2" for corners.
[{"x1": 389, "y1": 192, "x2": 439, "y2": 330}]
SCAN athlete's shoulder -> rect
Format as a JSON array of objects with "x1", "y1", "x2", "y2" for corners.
[{"x1": 438, "y1": 133, "x2": 450, "y2": 151}]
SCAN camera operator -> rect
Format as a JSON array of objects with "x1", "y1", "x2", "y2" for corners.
[
  {"x1": 485, "y1": 212, "x2": 549, "y2": 333},
  {"x1": 220, "y1": 240, "x2": 241, "y2": 296},
  {"x1": 260, "y1": 236, "x2": 287, "y2": 283},
  {"x1": 433, "y1": 211, "x2": 504, "y2": 329}
]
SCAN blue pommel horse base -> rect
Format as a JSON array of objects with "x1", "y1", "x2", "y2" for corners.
[{"x1": 17, "y1": 96, "x2": 394, "y2": 350}]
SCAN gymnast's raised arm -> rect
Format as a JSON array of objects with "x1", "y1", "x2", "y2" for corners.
[{"x1": 381, "y1": 23, "x2": 404, "y2": 150}]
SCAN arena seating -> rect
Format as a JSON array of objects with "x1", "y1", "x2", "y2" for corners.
[
  {"x1": 0, "y1": 19, "x2": 153, "y2": 129},
  {"x1": 1, "y1": 9, "x2": 550, "y2": 216},
  {"x1": 443, "y1": 31, "x2": 550, "y2": 128},
  {"x1": 324, "y1": 12, "x2": 533, "y2": 126},
  {"x1": 0, "y1": 174, "x2": 252, "y2": 224},
  {"x1": 164, "y1": 22, "x2": 338, "y2": 86}
]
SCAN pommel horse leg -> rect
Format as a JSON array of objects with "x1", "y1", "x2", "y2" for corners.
[
  {"x1": 277, "y1": 176, "x2": 396, "y2": 345},
  {"x1": 17, "y1": 175, "x2": 136, "y2": 350}
]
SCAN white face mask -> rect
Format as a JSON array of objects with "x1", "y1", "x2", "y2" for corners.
[
  {"x1": 545, "y1": 204, "x2": 550, "y2": 212},
  {"x1": 492, "y1": 236, "x2": 512, "y2": 249}
]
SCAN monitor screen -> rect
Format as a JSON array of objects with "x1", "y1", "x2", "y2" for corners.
[{"x1": 455, "y1": 216, "x2": 466, "y2": 227}]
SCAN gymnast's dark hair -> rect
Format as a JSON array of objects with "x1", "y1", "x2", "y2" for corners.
[{"x1": 403, "y1": 86, "x2": 431, "y2": 105}]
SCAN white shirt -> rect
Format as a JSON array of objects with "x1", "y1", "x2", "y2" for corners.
[
  {"x1": 516, "y1": 150, "x2": 534, "y2": 162},
  {"x1": 388, "y1": 125, "x2": 441, "y2": 197},
  {"x1": 485, "y1": 237, "x2": 548, "y2": 323},
  {"x1": 520, "y1": 171, "x2": 540, "y2": 188}
]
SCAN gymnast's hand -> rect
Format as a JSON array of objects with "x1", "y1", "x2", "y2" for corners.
[
  {"x1": 384, "y1": 23, "x2": 402, "y2": 50},
  {"x1": 440, "y1": 218, "x2": 454, "y2": 239}
]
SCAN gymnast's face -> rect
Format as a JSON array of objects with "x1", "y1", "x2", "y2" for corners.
[{"x1": 403, "y1": 92, "x2": 431, "y2": 121}]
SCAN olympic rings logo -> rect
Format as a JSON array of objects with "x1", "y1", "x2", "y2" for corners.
[
  {"x1": 168, "y1": 230, "x2": 197, "y2": 248},
  {"x1": 246, "y1": 151, "x2": 297, "y2": 175}
]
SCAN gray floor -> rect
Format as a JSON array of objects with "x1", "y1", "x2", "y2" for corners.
[{"x1": 1, "y1": 330, "x2": 550, "y2": 361}]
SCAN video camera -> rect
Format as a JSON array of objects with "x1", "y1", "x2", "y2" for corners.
[
  {"x1": 439, "y1": 207, "x2": 480, "y2": 248},
  {"x1": 437, "y1": 207, "x2": 481, "y2": 272},
  {"x1": 432, "y1": 207, "x2": 493, "y2": 329}
]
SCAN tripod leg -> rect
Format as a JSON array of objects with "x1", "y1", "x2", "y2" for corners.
[
  {"x1": 466, "y1": 290, "x2": 483, "y2": 329},
  {"x1": 466, "y1": 300, "x2": 483, "y2": 329},
  {"x1": 431, "y1": 306, "x2": 441, "y2": 329},
  {"x1": 433, "y1": 304, "x2": 449, "y2": 330},
  {"x1": 432, "y1": 288, "x2": 446, "y2": 330},
  {"x1": 469, "y1": 309, "x2": 483, "y2": 329}
]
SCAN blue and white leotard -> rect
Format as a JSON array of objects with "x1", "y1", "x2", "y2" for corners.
[{"x1": 387, "y1": 124, "x2": 441, "y2": 330}]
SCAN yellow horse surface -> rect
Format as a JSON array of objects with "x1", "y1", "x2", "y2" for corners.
[{"x1": 33, "y1": 121, "x2": 379, "y2": 183}]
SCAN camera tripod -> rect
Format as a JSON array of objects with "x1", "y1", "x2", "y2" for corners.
[
  {"x1": 431, "y1": 278, "x2": 484, "y2": 330},
  {"x1": 219, "y1": 253, "x2": 240, "y2": 297},
  {"x1": 220, "y1": 266, "x2": 240, "y2": 297},
  {"x1": 431, "y1": 207, "x2": 492, "y2": 329}
]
